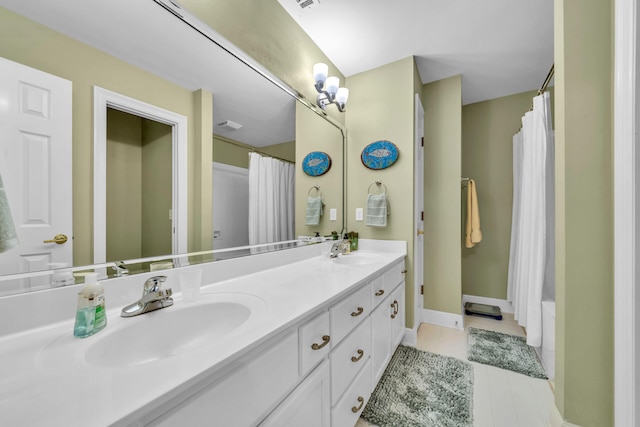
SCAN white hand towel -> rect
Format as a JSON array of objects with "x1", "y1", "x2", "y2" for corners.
[
  {"x1": 366, "y1": 193, "x2": 389, "y2": 227},
  {"x1": 305, "y1": 196, "x2": 323, "y2": 226},
  {"x1": 0, "y1": 174, "x2": 18, "y2": 253}
]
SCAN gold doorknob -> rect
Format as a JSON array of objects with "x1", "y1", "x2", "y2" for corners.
[
  {"x1": 417, "y1": 229, "x2": 424, "y2": 235},
  {"x1": 43, "y1": 234, "x2": 68, "y2": 244}
]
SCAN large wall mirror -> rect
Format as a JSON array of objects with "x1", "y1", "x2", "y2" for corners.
[{"x1": 0, "y1": 0, "x2": 345, "y2": 296}]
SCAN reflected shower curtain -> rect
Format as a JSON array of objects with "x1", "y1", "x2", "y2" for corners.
[
  {"x1": 507, "y1": 92, "x2": 555, "y2": 347},
  {"x1": 248, "y1": 152, "x2": 295, "y2": 245}
]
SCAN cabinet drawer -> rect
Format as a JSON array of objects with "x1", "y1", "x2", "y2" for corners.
[
  {"x1": 330, "y1": 317, "x2": 372, "y2": 406},
  {"x1": 370, "y1": 276, "x2": 387, "y2": 309},
  {"x1": 299, "y1": 311, "x2": 331, "y2": 376},
  {"x1": 331, "y1": 359, "x2": 372, "y2": 427},
  {"x1": 330, "y1": 284, "x2": 371, "y2": 345}
]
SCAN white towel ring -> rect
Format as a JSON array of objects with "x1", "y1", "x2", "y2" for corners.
[
  {"x1": 368, "y1": 180, "x2": 388, "y2": 195},
  {"x1": 308, "y1": 185, "x2": 322, "y2": 197}
]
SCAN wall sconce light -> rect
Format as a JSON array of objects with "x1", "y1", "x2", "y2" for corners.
[{"x1": 313, "y1": 63, "x2": 349, "y2": 112}]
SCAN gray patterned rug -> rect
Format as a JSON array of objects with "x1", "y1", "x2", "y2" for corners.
[
  {"x1": 361, "y1": 345, "x2": 474, "y2": 427},
  {"x1": 467, "y1": 328, "x2": 547, "y2": 379}
]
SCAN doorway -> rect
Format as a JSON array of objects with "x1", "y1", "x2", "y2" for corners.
[{"x1": 93, "y1": 87, "x2": 187, "y2": 265}]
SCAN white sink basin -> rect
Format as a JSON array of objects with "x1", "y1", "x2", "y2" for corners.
[
  {"x1": 38, "y1": 293, "x2": 265, "y2": 369},
  {"x1": 331, "y1": 252, "x2": 385, "y2": 266}
]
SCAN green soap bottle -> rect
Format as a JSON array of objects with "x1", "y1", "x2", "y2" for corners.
[{"x1": 73, "y1": 273, "x2": 107, "y2": 338}]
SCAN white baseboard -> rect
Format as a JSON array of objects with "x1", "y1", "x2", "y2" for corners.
[
  {"x1": 401, "y1": 327, "x2": 417, "y2": 346},
  {"x1": 462, "y1": 294, "x2": 515, "y2": 314},
  {"x1": 421, "y1": 308, "x2": 464, "y2": 330}
]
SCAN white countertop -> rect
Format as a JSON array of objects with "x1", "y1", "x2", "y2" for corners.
[{"x1": 0, "y1": 240, "x2": 405, "y2": 426}]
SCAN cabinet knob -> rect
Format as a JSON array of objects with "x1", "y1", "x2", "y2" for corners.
[
  {"x1": 351, "y1": 396, "x2": 365, "y2": 413},
  {"x1": 375, "y1": 289, "x2": 384, "y2": 296},
  {"x1": 351, "y1": 349, "x2": 364, "y2": 363},
  {"x1": 351, "y1": 307, "x2": 364, "y2": 317},
  {"x1": 311, "y1": 335, "x2": 330, "y2": 350}
]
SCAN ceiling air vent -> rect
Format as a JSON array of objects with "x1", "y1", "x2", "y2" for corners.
[
  {"x1": 297, "y1": 0, "x2": 318, "y2": 9},
  {"x1": 217, "y1": 120, "x2": 243, "y2": 131}
]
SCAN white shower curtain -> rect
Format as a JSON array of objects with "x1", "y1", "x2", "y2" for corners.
[
  {"x1": 507, "y1": 92, "x2": 555, "y2": 347},
  {"x1": 248, "y1": 152, "x2": 295, "y2": 245}
]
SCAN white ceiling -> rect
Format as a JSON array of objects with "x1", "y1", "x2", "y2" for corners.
[{"x1": 277, "y1": 0, "x2": 554, "y2": 105}]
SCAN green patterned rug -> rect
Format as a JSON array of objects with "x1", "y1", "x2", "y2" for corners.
[
  {"x1": 467, "y1": 328, "x2": 547, "y2": 379},
  {"x1": 361, "y1": 345, "x2": 474, "y2": 427}
]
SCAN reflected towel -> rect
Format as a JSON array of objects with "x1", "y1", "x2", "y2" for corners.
[
  {"x1": 366, "y1": 193, "x2": 389, "y2": 227},
  {"x1": 305, "y1": 196, "x2": 323, "y2": 225},
  {"x1": 0, "y1": 174, "x2": 18, "y2": 253},
  {"x1": 465, "y1": 179, "x2": 482, "y2": 248}
]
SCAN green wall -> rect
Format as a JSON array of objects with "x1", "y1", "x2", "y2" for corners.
[
  {"x1": 179, "y1": 0, "x2": 345, "y2": 126},
  {"x1": 422, "y1": 75, "x2": 462, "y2": 315},
  {"x1": 345, "y1": 57, "x2": 416, "y2": 328},
  {"x1": 461, "y1": 89, "x2": 553, "y2": 299},
  {"x1": 105, "y1": 109, "x2": 172, "y2": 262},
  {"x1": 295, "y1": 103, "x2": 344, "y2": 238},
  {"x1": 554, "y1": 0, "x2": 614, "y2": 425},
  {"x1": 107, "y1": 109, "x2": 143, "y2": 261},
  {"x1": 0, "y1": 7, "x2": 210, "y2": 264},
  {"x1": 141, "y1": 118, "x2": 173, "y2": 258}
]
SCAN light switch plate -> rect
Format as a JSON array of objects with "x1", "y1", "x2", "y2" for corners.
[
  {"x1": 330, "y1": 208, "x2": 337, "y2": 221},
  {"x1": 356, "y1": 208, "x2": 364, "y2": 221}
]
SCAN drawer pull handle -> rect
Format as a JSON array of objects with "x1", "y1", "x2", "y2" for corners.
[
  {"x1": 351, "y1": 396, "x2": 365, "y2": 413},
  {"x1": 375, "y1": 289, "x2": 385, "y2": 296},
  {"x1": 311, "y1": 335, "x2": 330, "y2": 350},
  {"x1": 351, "y1": 349, "x2": 364, "y2": 362},
  {"x1": 390, "y1": 300, "x2": 399, "y2": 318},
  {"x1": 351, "y1": 307, "x2": 364, "y2": 317}
]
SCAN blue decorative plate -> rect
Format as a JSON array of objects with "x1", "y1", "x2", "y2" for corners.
[
  {"x1": 302, "y1": 151, "x2": 332, "y2": 176},
  {"x1": 361, "y1": 140, "x2": 399, "y2": 170}
]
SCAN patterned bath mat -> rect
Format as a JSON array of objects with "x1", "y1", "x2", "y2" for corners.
[
  {"x1": 361, "y1": 345, "x2": 474, "y2": 427},
  {"x1": 467, "y1": 327, "x2": 547, "y2": 379}
]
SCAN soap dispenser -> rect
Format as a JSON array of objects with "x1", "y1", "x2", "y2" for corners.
[
  {"x1": 343, "y1": 233, "x2": 351, "y2": 254},
  {"x1": 73, "y1": 273, "x2": 107, "y2": 338}
]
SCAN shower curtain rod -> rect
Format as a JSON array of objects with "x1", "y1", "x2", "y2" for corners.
[
  {"x1": 537, "y1": 64, "x2": 555, "y2": 95},
  {"x1": 528, "y1": 64, "x2": 555, "y2": 112},
  {"x1": 217, "y1": 135, "x2": 294, "y2": 164}
]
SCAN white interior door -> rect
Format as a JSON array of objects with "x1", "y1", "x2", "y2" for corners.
[
  {"x1": 212, "y1": 162, "x2": 249, "y2": 249},
  {"x1": 414, "y1": 94, "x2": 425, "y2": 321},
  {"x1": 0, "y1": 57, "x2": 73, "y2": 293}
]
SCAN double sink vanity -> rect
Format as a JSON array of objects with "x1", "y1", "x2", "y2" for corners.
[{"x1": 0, "y1": 239, "x2": 407, "y2": 426}]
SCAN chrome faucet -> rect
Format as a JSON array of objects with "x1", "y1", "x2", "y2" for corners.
[
  {"x1": 329, "y1": 240, "x2": 348, "y2": 258},
  {"x1": 121, "y1": 275, "x2": 174, "y2": 317},
  {"x1": 112, "y1": 260, "x2": 129, "y2": 277}
]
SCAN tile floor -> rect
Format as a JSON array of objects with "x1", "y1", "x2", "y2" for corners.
[{"x1": 356, "y1": 314, "x2": 556, "y2": 427}]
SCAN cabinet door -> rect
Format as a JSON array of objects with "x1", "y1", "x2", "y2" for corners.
[
  {"x1": 370, "y1": 299, "x2": 392, "y2": 385},
  {"x1": 260, "y1": 361, "x2": 330, "y2": 427},
  {"x1": 390, "y1": 284, "x2": 405, "y2": 349},
  {"x1": 152, "y1": 331, "x2": 298, "y2": 427}
]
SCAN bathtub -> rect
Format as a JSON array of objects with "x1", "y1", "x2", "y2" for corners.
[{"x1": 539, "y1": 300, "x2": 555, "y2": 379}]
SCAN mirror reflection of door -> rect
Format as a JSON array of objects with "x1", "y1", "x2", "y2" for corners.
[
  {"x1": 106, "y1": 108, "x2": 172, "y2": 262},
  {"x1": 0, "y1": 57, "x2": 73, "y2": 295}
]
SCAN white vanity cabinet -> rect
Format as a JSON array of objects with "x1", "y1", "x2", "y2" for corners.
[
  {"x1": 151, "y1": 258, "x2": 406, "y2": 427},
  {"x1": 371, "y1": 262, "x2": 405, "y2": 384},
  {"x1": 152, "y1": 331, "x2": 300, "y2": 427}
]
